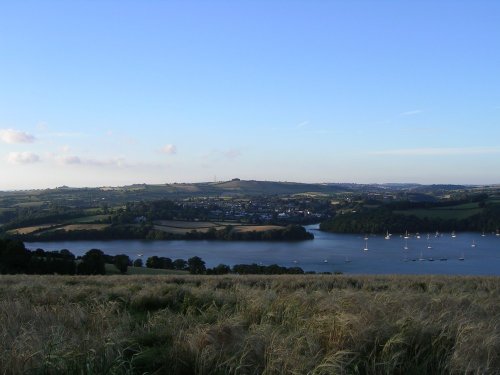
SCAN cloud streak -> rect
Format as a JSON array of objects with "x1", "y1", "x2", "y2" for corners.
[
  {"x1": 0, "y1": 129, "x2": 36, "y2": 144},
  {"x1": 6, "y1": 152, "x2": 40, "y2": 164},
  {"x1": 296, "y1": 120, "x2": 310, "y2": 128},
  {"x1": 161, "y1": 144, "x2": 177, "y2": 155},
  {"x1": 55, "y1": 155, "x2": 129, "y2": 167},
  {"x1": 399, "y1": 110, "x2": 423, "y2": 116},
  {"x1": 223, "y1": 149, "x2": 241, "y2": 159},
  {"x1": 371, "y1": 147, "x2": 500, "y2": 156}
]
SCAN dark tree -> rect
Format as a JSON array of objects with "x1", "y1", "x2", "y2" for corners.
[
  {"x1": 146, "y1": 256, "x2": 173, "y2": 269},
  {"x1": 172, "y1": 258, "x2": 188, "y2": 271},
  {"x1": 210, "y1": 263, "x2": 230, "y2": 275},
  {"x1": 133, "y1": 258, "x2": 143, "y2": 267},
  {"x1": 187, "y1": 256, "x2": 206, "y2": 274},
  {"x1": 0, "y1": 239, "x2": 30, "y2": 274},
  {"x1": 78, "y1": 249, "x2": 106, "y2": 275},
  {"x1": 114, "y1": 254, "x2": 130, "y2": 274}
]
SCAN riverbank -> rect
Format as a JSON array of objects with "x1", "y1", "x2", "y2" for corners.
[
  {"x1": 0, "y1": 274, "x2": 498, "y2": 374},
  {"x1": 6, "y1": 223, "x2": 314, "y2": 242},
  {"x1": 24, "y1": 227, "x2": 500, "y2": 275}
]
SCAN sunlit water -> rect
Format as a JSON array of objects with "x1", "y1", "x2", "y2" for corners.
[{"x1": 26, "y1": 225, "x2": 500, "y2": 275}]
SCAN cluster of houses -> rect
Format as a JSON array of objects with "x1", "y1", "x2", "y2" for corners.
[{"x1": 180, "y1": 196, "x2": 326, "y2": 223}]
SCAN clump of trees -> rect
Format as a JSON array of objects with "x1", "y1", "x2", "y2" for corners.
[
  {"x1": 185, "y1": 224, "x2": 314, "y2": 241},
  {"x1": 0, "y1": 239, "x2": 77, "y2": 275},
  {"x1": 9, "y1": 223, "x2": 314, "y2": 242},
  {"x1": 144, "y1": 255, "x2": 304, "y2": 275},
  {"x1": 0, "y1": 239, "x2": 131, "y2": 275},
  {"x1": 321, "y1": 202, "x2": 500, "y2": 234}
]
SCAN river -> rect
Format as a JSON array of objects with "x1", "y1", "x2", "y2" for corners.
[{"x1": 26, "y1": 225, "x2": 500, "y2": 275}]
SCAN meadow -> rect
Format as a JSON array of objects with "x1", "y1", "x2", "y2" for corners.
[
  {"x1": 0, "y1": 274, "x2": 498, "y2": 374},
  {"x1": 394, "y1": 202, "x2": 483, "y2": 220}
]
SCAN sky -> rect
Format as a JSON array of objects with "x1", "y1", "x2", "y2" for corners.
[{"x1": 1, "y1": 0, "x2": 499, "y2": 190}]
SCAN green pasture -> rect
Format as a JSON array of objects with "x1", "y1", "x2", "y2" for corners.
[
  {"x1": 105, "y1": 264, "x2": 189, "y2": 275},
  {"x1": 395, "y1": 202, "x2": 483, "y2": 220}
]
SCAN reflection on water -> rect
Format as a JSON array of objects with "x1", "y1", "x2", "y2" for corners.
[{"x1": 26, "y1": 224, "x2": 500, "y2": 275}]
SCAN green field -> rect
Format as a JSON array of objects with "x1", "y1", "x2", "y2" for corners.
[
  {"x1": 0, "y1": 274, "x2": 498, "y2": 374},
  {"x1": 71, "y1": 214, "x2": 110, "y2": 223},
  {"x1": 105, "y1": 264, "x2": 189, "y2": 275},
  {"x1": 395, "y1": 202, "x2": 483, "y2": 220},
  {"x1": 153, "y1": 220, "x2": 283, "y2": 235}
]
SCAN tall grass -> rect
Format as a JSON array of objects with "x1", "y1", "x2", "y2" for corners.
[{"x1": 0, "y1": 274, "x2": 498, "y2": 374}]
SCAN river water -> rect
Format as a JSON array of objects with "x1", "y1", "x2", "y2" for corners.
[{"x1": 26, "y1": 225, "x2": 500, "y2": 275}]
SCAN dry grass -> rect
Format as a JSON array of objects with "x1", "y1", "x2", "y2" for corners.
[
  {"x1": 7, "y1": 224, "x2": 55, "y2": 235},
  {"x1": 54, "y1": 224, "x2": 110, "y2": 232},
  {"x1": 153, "y1": 225, "x2": 226, "y2": 234},
  {"x1": 154, "y1": 220, "x2": 219, "y2": 229},
  {"x1": 0, "y1": 275, "x2": 498, "y2": 374},
  {"x1": 232, "y1": 225, "x2": 284, "y2": 233}
]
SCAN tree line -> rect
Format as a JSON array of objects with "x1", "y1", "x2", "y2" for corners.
[
  {"x1": 143, "y1": 255, "x2": 306, "y2": 275},
  {"x1": 0, "y1": 239, "x2": 306, "y2": 276},
  {"x1": 10, "y1": 223, "x2": 314, "y2": 242},
  {"x1": 320, "y1": 203, "x2": 500, "y2": 234}
]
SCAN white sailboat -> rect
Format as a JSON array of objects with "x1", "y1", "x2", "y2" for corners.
[
  {"x1": 384, "y1": 230, "x2": 391, "y2": 240},
  {"x1": 451, "y1": 231, "x2": 457, "y2": 238},
  {"x1": 363, "y1": 240, "x2": 368, "y2": 251},
  {"x1": 404, "y1": 230, "x2": 410, "y2": 239},
  {"x1": 471, "y1": 240, "x2": 476, "y2": 248}
]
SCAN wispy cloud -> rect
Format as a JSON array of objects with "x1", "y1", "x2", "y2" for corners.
[
  {"x1": 223, "y1": 149, "x2": 241, "y2": 159},
  {"x1": 57, "y1": 155, "x2": 82, "y2": 165},
  {"x1": 6, "y1": 152, "x2": 40, "y2": 164},
  {"x1": 296, "y1": 120, "x2": 310, "y2": 128},
  {"x1": 400, "y1": 110, "x2": 423, "y2": 116},
  {"x1": 36, "y1": 121, "x2": 48, "y2": 131},
  {"x1": 371, "y1": 147, "x2": 500, "y2": 156},
  {"x1": 47, "y1": 132, "x2": 85, "y2": 138},
  {"x1": 161, "y1": 144, "x2": 177, "y2": 155},
  {"x1": 202, "y1": 148, "x2": 242, "y2": 162},
  {"x1": 0, "y1": 129, "x2": 36, "y2": 144},
  {"x1": 53, "y1": 154, "x2": 129, "y2": 167}
]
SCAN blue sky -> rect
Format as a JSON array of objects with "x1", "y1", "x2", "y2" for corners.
[{"x1": 1, "y1": 0, "x2": 499, "y2": 189}]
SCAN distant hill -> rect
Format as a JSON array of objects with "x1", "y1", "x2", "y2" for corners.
[
  {"x1": 0, "y1": 180, "x2": 493, "y2": 210},
  {"x1": 208, "y1": 180, "x2": 349, "y2": 195},
  {"x1": 0, "y1": 180, "x2": 353, "y2": 210}
]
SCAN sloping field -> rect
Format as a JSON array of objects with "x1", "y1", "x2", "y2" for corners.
[
  {"x1": 154, "y1": 220, "x2": 219, "y2": 229},
  {"x1": 7, "y1": 224, "x2": 55, "y2": 235},
  {"x1": 71, "y1": 214, "x2": 109, "y2": 223},
  {"x1": 0, "y1": 275, "x2": 498, "y2": 374},
  {"x1": 395, "y1": 202, "x2": 483, "y2": 220},
  {"x1": 232, "y1": 225, "x2": 284, "y2": 233},
  {"x1": 153, "y1": 220, "x2": 226, "y2": 234},
  {"x1": 153, "y1": 220, "x2": 248, "y2": 234},
  {"x1": 153, "y1": 225, "x2": 225, "y2": 234},
  {"x1": 46, "y1": 224, "x2": 110, "y2": 232}
]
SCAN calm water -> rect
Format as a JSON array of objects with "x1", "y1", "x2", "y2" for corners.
[{"x1": 26, "y1": 225, "x2": 500, "y2": 275}]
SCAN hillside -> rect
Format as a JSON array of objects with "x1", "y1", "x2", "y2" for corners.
[{"x1": 0, "y1": 274, "x2": 498, "y2": 374}]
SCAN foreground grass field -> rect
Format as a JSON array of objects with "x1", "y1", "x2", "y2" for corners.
[{"x1": 0, "y1": 275, "x2": 498, "y2": 374}]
